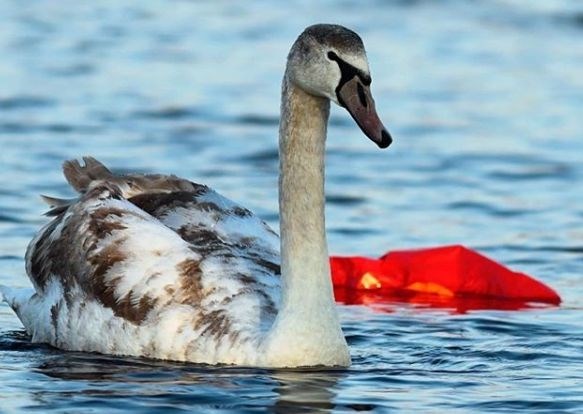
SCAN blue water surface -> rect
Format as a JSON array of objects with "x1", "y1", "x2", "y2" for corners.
[{"x1": 1, "y1": 0, "x2": 582, "y2": 412}]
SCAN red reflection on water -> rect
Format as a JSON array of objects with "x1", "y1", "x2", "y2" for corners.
[{"x1": 333, "y1": 286, "x2": 557, "y2": 314}]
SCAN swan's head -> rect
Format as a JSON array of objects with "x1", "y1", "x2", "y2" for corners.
[{"x1": 287, "y1": 24, "x2": 392, "y2": 148}]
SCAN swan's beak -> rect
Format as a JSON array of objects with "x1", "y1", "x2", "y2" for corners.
[{"x1": 337, "y1": 78, "x2": 392, "y2": 148}]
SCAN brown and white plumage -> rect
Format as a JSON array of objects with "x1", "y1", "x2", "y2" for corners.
[
  {"x1": 7, "y1": 157, "x2": 281, "y2": 365},
  {"x1": 2, "y1": 24, "x2": 390, "y2": 367}
]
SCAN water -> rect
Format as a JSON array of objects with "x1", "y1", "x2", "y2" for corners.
[{"x1": 1, "y1": 0, "x2": 582, "y2": 412}]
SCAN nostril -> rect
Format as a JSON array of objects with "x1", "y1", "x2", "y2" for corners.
[{"x1": 357, "y1": 83, "x2": 368, "y2": 108}]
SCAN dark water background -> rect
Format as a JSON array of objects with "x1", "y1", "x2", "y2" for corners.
[{"x1": 1, "y1": 0, "x2": 582, "y2": 412}]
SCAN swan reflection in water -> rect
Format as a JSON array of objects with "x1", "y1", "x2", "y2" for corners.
[{"x1": 5, "y1": 335, "x2": 347, "y2": 413}]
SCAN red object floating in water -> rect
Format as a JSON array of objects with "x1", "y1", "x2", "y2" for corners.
[{"x1": 330, "y1": 245, "x2": 561, "y2": 312}]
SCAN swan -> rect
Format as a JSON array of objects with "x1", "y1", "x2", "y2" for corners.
[{"x1": 1, "y1": 24, "x2": 391, "y2": 368}]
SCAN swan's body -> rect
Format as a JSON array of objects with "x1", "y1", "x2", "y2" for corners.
[{"x1": 1, "y1": 24, "x2": 390, "y2": 367}]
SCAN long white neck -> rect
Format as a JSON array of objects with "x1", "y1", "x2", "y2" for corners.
[
  {"x1": 261, "y1": 74, "x2": 350, "y2": 368},
  {"x1": 279, "y1": 76, "x2": 331, "y2": 309}
]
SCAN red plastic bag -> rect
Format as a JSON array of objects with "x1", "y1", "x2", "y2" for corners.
[{"x1": 330, "y1": 245, "x2": 561, "y2": 311}]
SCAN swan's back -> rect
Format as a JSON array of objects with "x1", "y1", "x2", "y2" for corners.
[{"x1": 5, "y1": 158, "x2": 281, "y2": 365}]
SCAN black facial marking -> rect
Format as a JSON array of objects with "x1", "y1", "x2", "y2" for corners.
[{"x1": 327, "y1": 51, "x2": 371, "y2": 106}]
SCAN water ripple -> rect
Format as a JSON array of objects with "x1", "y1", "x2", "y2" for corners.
[
  {"x1": 326, "y1": 194, "x2": 366, "y2": 206},
  {"x1": 133, "y1": 106, "x2": 200, "y2": 120},
  {"x1": 447, "y1": 201, "x2": 531, "y2": 218},
  {"x1": 0, "y1": 214, "x2": 24, "y2": 224},
  {"x1": 0, "y1": 122, "x2": 101, "y2": 134},
  {"x1": 0, "y1": 96, "x2": 55, "y2": 110}
]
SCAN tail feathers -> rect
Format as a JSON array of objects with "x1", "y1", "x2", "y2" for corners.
[
  {"x1": 63, "y1": 156, "x2": 113, "y2": 193},
  {"x1": 1, "y1": 285, "x2": 37, "y2": 332},
  {"x1": 0, "y1": 285, "x2": 30, "y2": 308}
]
